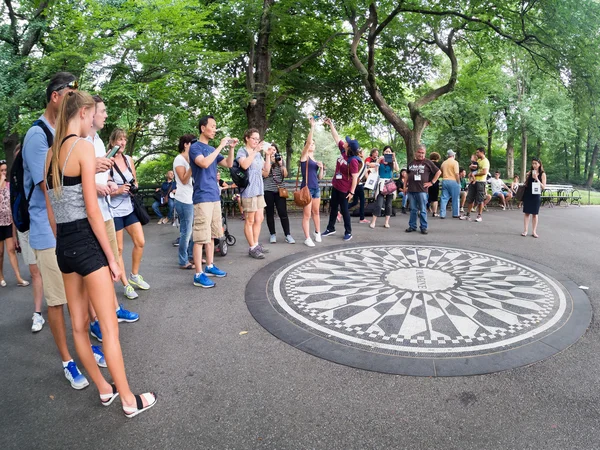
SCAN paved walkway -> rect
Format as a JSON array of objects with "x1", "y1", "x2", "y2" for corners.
[{"x1": 1, "y1": 206, "x2": 599, "y2": 449}]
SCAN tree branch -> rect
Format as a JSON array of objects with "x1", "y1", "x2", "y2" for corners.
[{"x1": 278, "y1": 32, "x2": 351, "y2": 76}]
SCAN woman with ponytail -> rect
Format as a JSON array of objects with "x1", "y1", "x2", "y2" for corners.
[{"x1": 44, "y1": 91, "x2": 156, "y2": 418}]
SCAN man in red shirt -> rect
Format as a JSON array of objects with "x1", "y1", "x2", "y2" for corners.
[{"x1": 321, "y1": 118, "x2": 360, "y2": 241}]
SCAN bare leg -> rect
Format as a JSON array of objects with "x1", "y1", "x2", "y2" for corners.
[
  {"x1": 5, "y1": 238, "x2": 25, "y2": 283},
  {"x1": 193, "y1": 241, "x2": 204, "y2": 271},
  {"x1": 0, "y1": 241, "x2": 4, "y2": 281},
  {"x1": 30, "y1": 264, "x2": 43, "y2": 313},
  {"x1": 431, "y1": 201, "x2": 438, "y2": 215},
  {"x1": 204, "y1": 240, "x2": 215, "y2": 267},
  {"x1": 311, "y1": 198, "x2": 320, "y2": 233},
  {"x1": 116, "y1": 230, "x2": 128, "y2": 286},
  {"x1": 253, "y1": 208, "x2": 264, "y2": 244},
  {"x1": 244, "y1": 211, "x2": 256, "y2": 247},
  {"x1": 523, "y1": 213, "x2": 530, "y2": 235},
  {"x1": 532, "y1": 215, "x2": 539, "y2": 237},
  {"x1": 384, "y1": 215, "x2": 391, "y2": 227},
  {"x1": 126, "y1": 222, "x2": 145, "y2": 275},
  {"x1": 302, "y1": 204, "x2": 311, "y2": 239},
  {"x1": 47, "y1": 305, "x2": 72, "y2": 361}
]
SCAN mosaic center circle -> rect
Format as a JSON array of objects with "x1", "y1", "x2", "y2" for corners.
[
  {"x1": 385, "y1": 267, "x2": 457, "y2": 292},
  {"x1": 270, "y1": 245, "x2": 570, "y2": 356}
]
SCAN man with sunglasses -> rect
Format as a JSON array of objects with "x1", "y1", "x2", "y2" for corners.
[{"x1": 21, "y1": 72, "x2": 92, "y2": 389}]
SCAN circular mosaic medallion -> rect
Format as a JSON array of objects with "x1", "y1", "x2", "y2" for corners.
[{"x1": 246, "y1": 245, "x2": 590, "y2": 376}]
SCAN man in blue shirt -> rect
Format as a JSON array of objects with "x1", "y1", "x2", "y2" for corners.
[
  {"x1": 21, "y1": 72, "x2": 91, "y2": 389},
  {"x1": 188, "y1": 115, "x2": 236, "y2": 288}
]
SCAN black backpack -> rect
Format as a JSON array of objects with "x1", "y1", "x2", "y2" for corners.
[
  {"x1": 10, "y1": 120, "x2": 54, "y2": 233},
  {"x1": 230, "y1": 158, "x2": 248, "y2": 189}
]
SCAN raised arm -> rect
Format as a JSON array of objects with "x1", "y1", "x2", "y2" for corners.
[
  {"x1": 217, "y1": 138, "x2": 238, "y2": 169},
  {"x1": 323, "y1": 118, "x2": 341, "y2": 144},
  {"x1": 301, "y1": 117, "x2": 315, "y2": 161},
  {"x1": 195, "y1": 137, "x2": 231, "y2": 169}
]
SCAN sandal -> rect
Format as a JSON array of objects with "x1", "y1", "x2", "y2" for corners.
[
  {"x1": 100, "y1": 384, "x2": 119, "y2": 407},
  {"x1": 17, "y1": 280, "x2": 30, "y2": 287},
  {"x1": 532, "y1": 233, "x2": 539, "y2": 238},
  {"x1": 123, "y1": 392, "x2": 157, "y2": 418},
  {"x1": 521, "y1": 232, "x2": 527, "y2": 237},
  {"x1": 179, "y1": 263, "x2": 195, "y2": 270},
  {"x1": 0, "y1": 280, "x2": 6, "y2": 287}
]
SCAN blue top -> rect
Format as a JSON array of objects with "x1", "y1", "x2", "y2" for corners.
[
  {"x1": 160, "y1": 180, "x2": 177, "y2": 195},
  {"x1": 190, "y1": 141, "x2": 224, "y2": 204},
  {"x1": 236, "y1": 147, "x2": 264, "y2": 198},
  {"x1": 300, "y1": 158, "x2": 319, "y2": 190},
  {"x1": 22, "y1": 115, "x2": 56, "y2": 250},
  {"x1": 378, "y1": 160, "x2": 393, "y2": 179}
]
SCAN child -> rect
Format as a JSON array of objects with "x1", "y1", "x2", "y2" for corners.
[{"x1": 468, "y1": 154, "x2": 478, "y2": 183}]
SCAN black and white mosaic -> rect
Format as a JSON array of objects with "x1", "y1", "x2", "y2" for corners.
[{"x1": 270, "y1": 246, "x2": 567, "y2": 357}]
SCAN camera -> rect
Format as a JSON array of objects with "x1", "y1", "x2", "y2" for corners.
[
  {"x1": 274, "y1": 152, "x2": 282, "y2": 163},
  {"x1": 127, "y1": 179, "x2": 138, "y2": 195}
]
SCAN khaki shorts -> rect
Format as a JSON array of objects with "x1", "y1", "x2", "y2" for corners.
[
  {"x1": 17, "y1": 230, "x2": 36, "y2": 266},
  {"x1": 34, "y1": 248, "x2": 67, "y2": 307},
  {"x1": 193, "y1": 202, "x2": 222, "y2": 244},
  {"x1": 241, "y1": 195, "x2": 266, "y2": 212},
  {"x1": 105, "y1": 219, "x2": 119, "y2": 259}
]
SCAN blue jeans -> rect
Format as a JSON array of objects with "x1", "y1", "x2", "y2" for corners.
[
  {"x1": 175, "y1": 201, "x2": 194, "y2": 266},
  {"x1": 408, "y1": 192, "x2": 428, "y2": 231},
  {"x1": 440, "y1": 180, "x2": 460, "y2": 218},
  {"x1": 398, "y1": 191, "x2": 407, "y2": 208},
  {"x1": 152, "y1": 198, "x2": 175, "y2": 219}
]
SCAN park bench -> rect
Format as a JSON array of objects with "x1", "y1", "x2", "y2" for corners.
[{"x1": 540, "y1": 184, "x2": 581, "y2": 207}]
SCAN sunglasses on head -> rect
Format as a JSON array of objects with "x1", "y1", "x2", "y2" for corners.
[
  {"x1": 54, "y1": 80, "x2": 79, "y2": 93},
  {"x1": 0, "y1": 160, "x2": 6, "y2": 165}
]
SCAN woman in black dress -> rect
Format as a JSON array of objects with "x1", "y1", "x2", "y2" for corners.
[{"x1": 521, "y1": 157, "x2": 546, "y2": 238}]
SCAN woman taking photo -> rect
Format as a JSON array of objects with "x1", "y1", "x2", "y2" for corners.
[
  {"x1": 108, "y1": 128, "x2": 150, "y2": 299},
  {"x1": 44, "y1": 91, "x2": 155, "y2": 417},
  {"x1": 300, "y1": 117, "x2": 325, "y2": 247},
  {"x1": 0, "y1": 159, "x2": 29, "y2": 287},
  {"x1": 237, "y1": 128, "x2": 268, "y2": 259},
  {"x1": 370, "y1": 146, "x2": 399, "y2": 229},
  {"x1": 521, "y1": 157, "x2": 546, "y2": 238},
  {"x1": 428, "y1": 152, "x2": 441, "y2": 217},
  {"x1": 263, "y1": 143, "x2": 295, "y2": 244}
]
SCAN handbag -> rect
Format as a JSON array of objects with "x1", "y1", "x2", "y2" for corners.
[
  {"x1": 381, "y1": 179, "x2": 396, "y2": 196},
  {"x1": 271, "y1": 164, "x2": 289, "y2": 198},
  {"x1": 278, "y1": 187, "x2": 289, "y2": 198},
  {"x1": 131, "y1": 194, "x2": 151, "y2": 226},
  {"x1": 293, "y1": 160, "x2": 312, "y2": 207},
  {"x1": 364, "y1": 171, "x2": 379, "y2": 190}
]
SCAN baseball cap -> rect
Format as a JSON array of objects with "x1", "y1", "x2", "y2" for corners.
[
  {"x1": 345, "y1": 136, "x2": 360, "y2": 153},
  {"x1": 447, "y1": 150, "x2": 456, "y2": 157}
]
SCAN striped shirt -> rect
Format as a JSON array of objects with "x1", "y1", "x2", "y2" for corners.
[{"x1": 263, "y1": 163, "x2": 285, "y2": 192}]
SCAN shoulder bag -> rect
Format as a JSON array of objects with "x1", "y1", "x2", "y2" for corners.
[
  {"x1": 293, "y1": 160, "x2": 312, "y2": 207},
  {"x1": 272, "y1": 164, "x2": 289, "y2": 199},
  {"x1": 112, "y1": 158, "x2": 150, "y2": 226}
]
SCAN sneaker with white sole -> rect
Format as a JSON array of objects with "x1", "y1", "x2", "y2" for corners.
[
  {"x1": 204, "y1": 264, "x2": 227, "y2": 278},
  {"x1": 116, "y1": 304, "x2": 139, "y2": 323},
  {"x1": 269, "y1": 234, "x2": 277, "y2": 244},
  {"x1": 92, "y1": 345, "x2": 107, "y2": 368},
  {"x1": 129, "y1": 274, "x2": 150, "y2": 290},
  {"x1": 248, "y1": 246, "x2": 265, "y2": 259},
  {"x1": 321, "y1": 229, "x2": 335, "y2": 237},
  {"x1": 64, "y1": 361, "x2": 89, "y2": 390},
  {"x1": 257, "y1": 243, "x2": 270, "y2": 254},
  {"x1": 193, "y1": 273, "x2": 215, "y2": 288},
  {"x1": 475, "y1": 215, "x2": 482, "y2": 222},
  {"x1": 304, "y1": 238, "x2": 315, "y2": 247},
  {"x1": 343, "y1": 233, "x2": 353, "y2": 241},
  {"x1": 314, "y1": 232, "x2": 322, "y2": 243},
  {"x1": 90, "y1": 320, "x2": 102, "y2": 342},
  {"x1": 285, "y1": 235, "x2": 295, "y2": 244},
  {"x1": 124, "y1": 284, "x2": 139, "y2": 300},
  {"x1": 31, "y1": 313, "x2": 45, "y2": 333}
]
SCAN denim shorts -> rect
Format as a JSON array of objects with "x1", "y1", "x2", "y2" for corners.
[
  {"x1": 56, "y1": 219, "x2": 108, "y2": 277},
  {"x1": 309, "y1": 187, "x2": 320, "y2": 199},
  {"x1": 113, "y1": 211, "x2": 140, "y2": 231}
]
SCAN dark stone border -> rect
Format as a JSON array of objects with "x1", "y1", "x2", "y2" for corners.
[{"x1": 245, "y1": 243, "x2": 592, "y2": 376}]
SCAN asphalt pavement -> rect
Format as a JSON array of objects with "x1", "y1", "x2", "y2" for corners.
[{"x1": 1, "y1": 205, "x2": 599, "y2": 450}]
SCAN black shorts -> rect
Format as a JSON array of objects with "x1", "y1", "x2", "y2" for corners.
[
  {"x1": 113, "y1": 211, "x2": 140, "y2": 231},
  {"x1": 56, "y1": 219, "x2": 108, "y2": 277},
  {"x1": 466, "y1": 182, "x2": 487, "y2": 205},
  {"x1": 0, "y1": 224, "x2": 12, "y2": 241}
]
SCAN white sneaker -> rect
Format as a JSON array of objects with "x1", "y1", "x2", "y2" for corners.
[
  {"x1": 304, "y1": 238, "x2": 316, "y2": 247},
  {"x1": 460, "y1": 207, "x2": 464, "y2": 213},
  {"x1": 270, "y1": 234, "x2": 277, "y2": 244},
  {"x1": 314, "y1": 232, "x2": 322, "y2": 243},
  {"x1": 31, "y1": 313, "x2": 45, "y2": 333},
  {"x1": 475, "y1": 215, "x2": 482, "y2": 222},
  {"x1": 501, "y1": 205, "x2": 506, "y2": 210}
]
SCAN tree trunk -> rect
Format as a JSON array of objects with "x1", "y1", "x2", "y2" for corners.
[
  {"x1": 536, "y1": 137, "x2": 541, "y2": 158},
  {"x1": 2, "y1": 132, "x2": 19, "y2": 172},
  {"x1": 564, "y1": 143, "x2": 569, "y2": 181},
  {"x1": 506, "y1": 133, "x2": 515, "y2": 179},
  {"x1": 586, "y1": 143, "x2": 599, "y2": 187},
  {"x1": 520, "y1": 122, "x2": 528, "y2": 180},
  {"x1": 285, "y1": 118, "x2": 294, "y2": 171},
  {"x1": 487, "y1": 127, "x2": 493, "y2": 163},
  {"x1": 584, "y1": 127, "x2": 592, "y2": 179}
]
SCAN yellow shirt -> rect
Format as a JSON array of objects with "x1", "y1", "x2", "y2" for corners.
[
  {"x1": 475, "y1": 157, "x2": 490, "y2": 182},
  {"x1": 440, "y1": 159, "x2": 459, "y2": 180}
]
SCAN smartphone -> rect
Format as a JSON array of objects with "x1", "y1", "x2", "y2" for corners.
[
  {"x1": 106, "y1": 145, "x2": 120, "y2": 158},
  {"x1": 313, "y1": 115, "x2": 320, "y2": 120},
  {"x1": 262, "y1": 142, "x2": 271, "y2": 151},
  {"x1": 384, "y1": 154, "x2": 393, "y2": 164}
]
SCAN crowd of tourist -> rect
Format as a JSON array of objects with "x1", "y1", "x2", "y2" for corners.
[{"x1": 0, "y1": 72, "x2": 548, "y2": 419}]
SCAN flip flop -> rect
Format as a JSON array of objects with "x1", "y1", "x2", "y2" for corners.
[
  {"x1": 17, "y1": 280, "x2": 30, "y2": 287},
  {"x1": 179, "y1": 263, "x2": 195, "y2": 270},
  {"x1": 532, "y1": 234, "x2": 539, "y2": 238},
  {"x1": 521, "y1": 232, "x2": 527, "y2": 237}
]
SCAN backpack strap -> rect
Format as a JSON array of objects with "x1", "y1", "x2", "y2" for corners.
[{"x1": 33, "y1": 119, "x2": 54, "y2": 148}]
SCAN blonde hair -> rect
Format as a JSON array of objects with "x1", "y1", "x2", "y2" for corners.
[
  {"x1": 109, "y1": 128, "x2": 127, "y2": 148},
  {"x1": 50, "y1": 91, "x2": 95, "y2": 195}
]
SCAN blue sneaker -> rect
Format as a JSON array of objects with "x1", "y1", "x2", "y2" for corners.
[
  {"x1": 343, "y1": 233, "x2": 353, "y2": 241},
  {"x1": 63, "y1": 361, "x2": 89, "y2": 390},
  {"x1": 116, "y1": 304, "x2": 139, "y2": 323},
  {"x1": 90, "y1": 320, "x2": 102, "y2": 342},
  {"x1": 321, "y1": 229, "x2": 336, "y2": 237},
  {"x1": 204, "y1": 264, "x2": 227, "y2": 278},
  {"x1": 92, "y1": 345, "x2": 107, "y2": 368},
  {"x1": 193, "y1": 273, "x2": 215, "y2": 288}
]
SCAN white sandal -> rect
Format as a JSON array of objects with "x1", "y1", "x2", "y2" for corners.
[
  {"x1": 100, "y1": 384, "x2": 119, "y2": 407},
  {"x1": 0, "y1": 280, "x2": 6, "y2": 287},
  {"x1": 123, "y1": 392, "x2": 157, "y2": 418}
]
